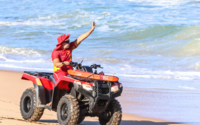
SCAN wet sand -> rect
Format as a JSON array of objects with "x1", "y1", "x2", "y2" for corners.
[{"x1": 0, "y1": 70, "x2": 197, "y2": 125}]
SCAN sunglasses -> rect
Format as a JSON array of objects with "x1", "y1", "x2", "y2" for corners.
[{"x1": 64, "y1": 39, "x2": 70, "y2": 44}]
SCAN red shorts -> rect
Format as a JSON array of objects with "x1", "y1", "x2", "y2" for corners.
[{"x1": 53, "y1": 71, "x2": 68, "y2": 81}]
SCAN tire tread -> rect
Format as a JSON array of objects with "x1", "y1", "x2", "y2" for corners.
[
  {"x1": 99, "y1": 99, "x2": 122, "y2": 125},
  {"x1": 57, "y1": 94, "x2": 80, "y2": 125},
  {"x1": 20, "y1": 87, "x2": 44, "y2": 122}
]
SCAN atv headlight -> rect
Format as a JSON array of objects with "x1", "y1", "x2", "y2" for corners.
[
  {"x1": 82, "y1": 84, "x2": 93, "y2": 91},
  {"x1": 111, "y1": 85, "x2": 119, "y2": 92}
]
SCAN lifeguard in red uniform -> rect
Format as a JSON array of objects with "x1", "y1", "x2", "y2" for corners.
[{"x1": 51, "y1": 21, "x2": 96, "y2": 81}]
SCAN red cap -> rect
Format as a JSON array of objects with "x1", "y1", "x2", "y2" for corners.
[{"x1": 54, "y1": 34, "x2": 70, "y2": 50}]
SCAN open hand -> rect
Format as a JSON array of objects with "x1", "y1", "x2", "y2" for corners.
[{"x1": 91, "y1": 21, "x2": 96, "y2": 30}]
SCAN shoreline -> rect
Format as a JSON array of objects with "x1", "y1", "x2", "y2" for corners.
[{"x1": 0, "y1": 70, "x2": 197, "y2": 125}]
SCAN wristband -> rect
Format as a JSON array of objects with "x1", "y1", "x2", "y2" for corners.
[{"x1": 62, "y1": 62, "x2": 65, "y2": 65}]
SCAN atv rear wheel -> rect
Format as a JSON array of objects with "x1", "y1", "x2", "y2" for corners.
[
  {"x1": 20, "y1": 87, "x2": 44, "y2": 121},
  {"x1": 99, "y1": 99, "x2": 122, "y2": 125},
  {"x1": 57, "y1": 94, "x2": 80, "y2": 125}
]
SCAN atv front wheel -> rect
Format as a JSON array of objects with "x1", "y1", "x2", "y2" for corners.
[
  {"x1": 77, "y1": 116, "x2": 85, "y2": 124},
  {"x1": 20, "y1": 87, "x2": 44, "y2": 121},
  {"x1": 99, "y1": 99, "x2": 122, "y2": 125},
  {"x1": 57, "y1": 94, "x2": 80, "y2": 125}
]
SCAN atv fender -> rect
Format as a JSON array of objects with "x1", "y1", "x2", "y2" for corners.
[
  {"x1": 54, "y1": 76, "x2": 79, "y2": 90},
  {"x1": 51, "y1": 76, "x2": 82, "y2": 110},
  {"x1": 21, "y1": 73, "x2": 54, "y2": 107},
  {"x1": 22, "y1": 73, "x2": 54, "y2": 90},
  {"x1": 21, "y1": 73, "x2": 37, "y2": 84}
]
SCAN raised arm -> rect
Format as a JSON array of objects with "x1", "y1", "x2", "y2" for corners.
[{"x1": 74, "y1": 21, "x2": 96, "y2": 47}]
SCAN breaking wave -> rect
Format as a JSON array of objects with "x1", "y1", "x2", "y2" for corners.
[{"x1": 0, "y1": 46, "x2": 46, "y2": 56}]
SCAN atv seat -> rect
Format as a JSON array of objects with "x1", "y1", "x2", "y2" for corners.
[{"x1": 49, "y1": 75, "x2": 56, "y2": 84}]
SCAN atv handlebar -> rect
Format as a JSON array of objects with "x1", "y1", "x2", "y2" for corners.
[
  {"x1": 70, "y1": 62, "x2": 78, "y2": 67},
  {"x1": 90, "y1": 64, "x2": 103, "y2": 69},
  {"x1": 70, "y1": 61, "x2": 103, "y2": 69}
]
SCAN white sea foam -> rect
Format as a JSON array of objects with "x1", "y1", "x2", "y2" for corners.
[
  {"x1": 101, "y1": 63, "x2": 200, "y2": 80},
  {"x1": 0, "y1": 46, "x2": 43, "y2": 56},
  {"x1": 117, "y1": 74, "x2": 194, "y2": 80},
  {"x1": 0, "y1": 64, "x2": 53, "y2": 71},
  {"x1": 127, "y1": 0, "x2": 190, "y2": 6},
  {"x1": 0, "y1": 56, "x2": 45, "y2": 63},
  {"x1": 0, "y1": 20, "x2": 63, "y2": 26},
  {"x1": 178, "y1": 86, "x2": 199, "y2": 90},
  {"x1": 97, "y1": 25, "x2": 110, "y2": 32},
  {"x1": 101, "y1": 12, "x2": 111, "y2": 16}
]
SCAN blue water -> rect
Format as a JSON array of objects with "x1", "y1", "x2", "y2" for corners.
[{"x1": 0, "y1": 0, "x2": 200, "y2": 122}]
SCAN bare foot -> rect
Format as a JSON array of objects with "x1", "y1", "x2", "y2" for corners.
[{"x1": 46, "y1": 102, "x2": 52, "y2": 106}]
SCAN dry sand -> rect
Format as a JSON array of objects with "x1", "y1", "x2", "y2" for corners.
[{"x1": 0, "y1": 70, "x2": 196, "y2": 125}]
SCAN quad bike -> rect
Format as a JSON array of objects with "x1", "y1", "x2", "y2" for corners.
[{"x1": 20, "y1": 61, "x2": 123, "y2": 125}]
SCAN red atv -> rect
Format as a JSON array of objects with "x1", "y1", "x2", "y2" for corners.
[{"x1": 20, "y1": 61, "x2": 123, "y2": 125}]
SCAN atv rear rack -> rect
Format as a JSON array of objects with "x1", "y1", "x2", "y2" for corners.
[{"x1": 24, "y1": 71, "x2": 53, "y2": 79}]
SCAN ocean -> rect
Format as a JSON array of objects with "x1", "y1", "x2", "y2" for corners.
[{"x1": 0, "y1": 0, "x2": 200, "y2": 123}]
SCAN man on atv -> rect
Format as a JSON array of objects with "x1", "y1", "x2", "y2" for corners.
[
  {"x1": 51, "y1": 21, "x2": 96, "y2": 81},
  {"x1": 46, "y1": 21, "x2": 96, "y2": 106}
]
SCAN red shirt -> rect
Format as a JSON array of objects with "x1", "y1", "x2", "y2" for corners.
[{"x1": 51, "y1": 42, "x2": 77, "y2": 73}]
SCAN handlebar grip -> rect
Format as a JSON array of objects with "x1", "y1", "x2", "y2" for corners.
[{"x1": 70, "y1": 62, "x2": 78, "y2": 67}]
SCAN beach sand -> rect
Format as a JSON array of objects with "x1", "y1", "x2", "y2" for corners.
[{"x1": 0, "y1": 70, "x2": 196, "y2": 125}]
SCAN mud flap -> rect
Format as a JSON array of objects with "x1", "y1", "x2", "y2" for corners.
[
  {"x1": 33, "y1": 83, "x2": 46, "y2": 104},
  {"x1": 33, "y1": 83, "x2": 52, "y2": 110},
  {"x1": 51, "y1": 86, "x2": 70, "y2": 111}
]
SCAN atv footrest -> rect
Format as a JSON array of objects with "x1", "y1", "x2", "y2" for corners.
[{"x1": 37, "y1": 104, "x2": 51, "y2": 110}]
